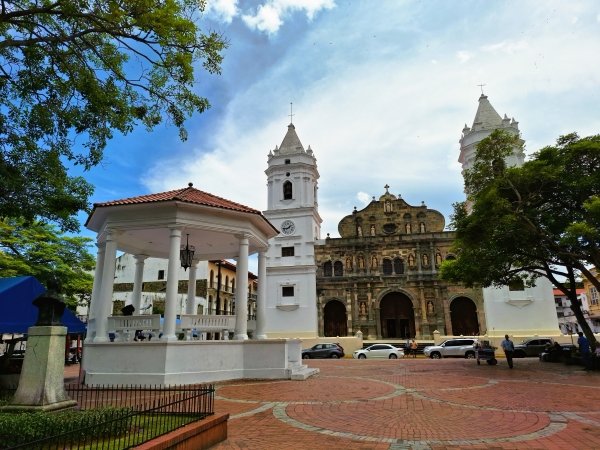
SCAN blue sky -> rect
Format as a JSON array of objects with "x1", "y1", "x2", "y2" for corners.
[{"x1": 80, "y1": 0, "x2": 600, "y2": 245}]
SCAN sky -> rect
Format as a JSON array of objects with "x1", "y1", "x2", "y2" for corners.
[{"x1": 79, "y1": 0, "x2": 600, "y2": 251}]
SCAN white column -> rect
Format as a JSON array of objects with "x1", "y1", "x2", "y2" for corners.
[
  {"x1": 234, "y1": 235, "x2": 250, "y2": 340},
  {"x1": 163, "y1": 227, "x2": 182, "y2": 341},
  {"x1": 131, "y1": 254, "x2": 148, "y2": 315},
  {"x1": 85, "y1": 243, "x2": 105, "y2": 343},
  {"x1": 93, "y1": 231, "x2": 118, "y2": 343},
  {"x1": 255, "y1": 250, "x2": 268, "y2": 339},
  {"x1": 186, "y1": 260, "x2": 199, "y2": 315}
]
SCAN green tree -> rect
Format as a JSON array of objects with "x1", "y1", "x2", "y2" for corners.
[
  {"x1": 0, "y1": 218, "x2": 95, "y2": 309},
  {"x1": 441, "y1": 130, "x2": 600, "y2": 348},
  {"x1": 0, "y1": 0, "x2": 227, "y2": 231}
]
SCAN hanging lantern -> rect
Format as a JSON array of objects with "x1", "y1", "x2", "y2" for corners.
[{"x1": 180, "y1": 233, "x2": 195, "y2": 271}]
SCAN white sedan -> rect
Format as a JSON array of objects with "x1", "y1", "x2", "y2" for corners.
[{"x1": 353, "y1": 344, "x2": 404, "y2": 359}]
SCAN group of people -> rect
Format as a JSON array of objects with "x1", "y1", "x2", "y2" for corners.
[{"x1": 405, "y1": 339, "x2": 418, "y2": 358}]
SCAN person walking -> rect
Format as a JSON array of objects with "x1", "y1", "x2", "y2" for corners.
[
  {"x1": 501, "y1": 334, "x2": 515, "y2": 368},
  {"x1": 577, "y1": 331, "x2": 591, "y2": 370}
]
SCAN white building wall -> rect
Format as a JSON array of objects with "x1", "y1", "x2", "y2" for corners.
[{"x1": 483, "y1": 277, "x2": 560, "y2": 337}]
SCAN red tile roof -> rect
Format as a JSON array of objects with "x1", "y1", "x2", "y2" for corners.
[{"x1": 93, "y1": 184, "x2": 261, "y2": 215}]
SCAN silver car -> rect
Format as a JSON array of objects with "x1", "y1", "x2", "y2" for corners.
[
  {"x1": 353, "y1": 344, "x2": 404, "y2": 359},
  {"x1": 423, "y1": 338, "x2": 478, "y2": 359}
]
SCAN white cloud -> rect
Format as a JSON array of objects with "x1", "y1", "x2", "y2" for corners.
[
  {"x1": 242, "y1": 0, "x2": 335, "y2": 34},
  {"x1": 205, "y1": 0, "x2": 239, "y2": 23},
  {"x1": 456, "y1": 50, "x2": 472, "y2": 63},
  {"x1": 356, "y1": 192, "x2": 371, "y2": 206}
]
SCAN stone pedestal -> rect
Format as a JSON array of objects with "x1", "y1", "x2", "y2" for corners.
[{"x1": 2, "y1": 326, "x2": 76, "y2": 412}]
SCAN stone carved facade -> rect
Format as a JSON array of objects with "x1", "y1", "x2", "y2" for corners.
[{"x1": 314, "y1": 186, "x2": 484, "y2": 339}]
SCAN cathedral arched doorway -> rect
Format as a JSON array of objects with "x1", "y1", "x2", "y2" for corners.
[
  {"x1": 450, "y1": 297, "x2": 479, "y2": 336},
  {"x1": 379, "y1": 292, "x2": 415, "y2": 338},
  {"x1": 323, "y1": 300, "x2": 347, "y2": 337}
]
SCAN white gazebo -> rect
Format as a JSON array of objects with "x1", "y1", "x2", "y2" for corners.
[{"x1": 82, "y1": 183, "x2": 317, "y2": 385}]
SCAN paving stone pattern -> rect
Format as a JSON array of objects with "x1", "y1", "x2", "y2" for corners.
[{"x1": 211, "y1": 358, "x2": 600, "y2": 450}]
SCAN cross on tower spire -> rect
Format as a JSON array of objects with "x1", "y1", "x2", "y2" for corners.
[
  {"x1": 477, "y1": 83, "x2": 486, "y2": 95},
  {"x1": 289, "y1": 102, "x2": 295, "y2": 124}
]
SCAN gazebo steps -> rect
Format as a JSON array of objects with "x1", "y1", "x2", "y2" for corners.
[{"x1": 290, "y1": 365, "x2": 320, "y2": 380}]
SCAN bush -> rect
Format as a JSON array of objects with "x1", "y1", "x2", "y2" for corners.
[{"x1": 0, "y1": 407, "x2": 132, "y2": 447}]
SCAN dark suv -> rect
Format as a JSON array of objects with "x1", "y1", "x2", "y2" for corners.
[
  {"x1": 302, "y1": 343, "x2": 344, "y2": 359},
  {"x1": 513, "y1": 338, "x2": 553, "y2": 358}
]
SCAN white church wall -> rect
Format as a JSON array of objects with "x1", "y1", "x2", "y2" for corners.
[{"x1": 483, "y1": 276, "x2": 560, "y2": 337}]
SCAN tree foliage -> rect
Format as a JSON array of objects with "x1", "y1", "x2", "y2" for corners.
[
  {"x1": 0, "y1": 0, "x2": 227, "y2": 231},
  {"x1": 440, "y1": 130, "x2": 600, "y2": 347},
  {"x1": 0, "y1": 218, "x2": 95, "y2": 308}
]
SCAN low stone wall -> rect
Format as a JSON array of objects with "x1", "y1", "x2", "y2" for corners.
[{"x1": 134, "y1": 413, "x2": 228, "y2": 450}]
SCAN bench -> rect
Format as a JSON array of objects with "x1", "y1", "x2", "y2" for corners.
[
  {"x1": 107, "y1": 314, "x2": 161, "y2": 342},
  {"x1": 179, "y1": 315, "x2": 236, "y2": 341}
]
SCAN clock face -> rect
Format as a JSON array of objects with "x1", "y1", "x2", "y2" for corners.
[{"x1": 281, "y1": 220, "x2": 296, "y2": 235}]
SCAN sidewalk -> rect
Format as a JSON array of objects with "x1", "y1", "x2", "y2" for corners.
[{"x1": 208, "y1": 357, "x2": 600, "y2": 450}]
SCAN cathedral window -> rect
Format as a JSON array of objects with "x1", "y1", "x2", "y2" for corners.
[
  {"x1": 282, "y1": 286, "x2": 294, "y2": 297},
  {"x1": 225, "y1": 276, "x2": 229, "y2": 292},
  {"x1": 383, "y1": 223, "x2": 396, "y2": 234},
  {"x1": 393, "y1": 258, "x2": 404, "y2": 274},
  {"x1": 508, "y1": 279, "x2": 525, "y2": 291},
  {"x1": 323, "y1": 261, "x2": 332, "y2": 277},
  {"x1": 333, "y1": 261, "x2": 344, "y2": 276},
  {"x1": 158, "y1": 270, "x2": 165, "y2": 280},
  {"x1": 282, "y1": 246, "x2": 295, "y2": 257},
  {"x1": 382, "y1": 258, "x2": 393, "y2": 275},
  {"x1": 283, "y1": 181, "x2": 293, "y2": 200}
]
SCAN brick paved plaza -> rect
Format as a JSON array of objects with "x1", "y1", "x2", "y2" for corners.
[{"x1": 210, "y1": 357, "x2": 600, "y2": 450}]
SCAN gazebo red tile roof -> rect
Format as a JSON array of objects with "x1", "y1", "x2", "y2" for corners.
[{"x1": 92, "y1": 183, "x2": 261, "y2": 215}]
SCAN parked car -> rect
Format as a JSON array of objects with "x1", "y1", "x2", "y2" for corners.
[
  {"x1": 423, "y1": 338, "x2": 478, "y2": 359},
  {"x1": 353, "y1": 344, "x2": 404, "y2": 359},
  {"x1": 302, "y1": 343, "x2": 344, "y2": 359},
  {"x1": 513, "y1": 338, "x2": 554, "y2": 358}
]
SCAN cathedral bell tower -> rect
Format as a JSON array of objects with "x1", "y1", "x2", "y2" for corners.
[
  {"x1": 458, "y1": 93, "x2": 525, "y2": 175},
  {"x1": 458, "y1": 94, "x2": 560, "y2": 338},
  {"x1": 262, "y1": 122, "x2": 322, "y2": 338}
]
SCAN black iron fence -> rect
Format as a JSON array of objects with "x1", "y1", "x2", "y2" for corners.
[{"x1": 0, "y1": 383, "x2": 214, "y2": 450}]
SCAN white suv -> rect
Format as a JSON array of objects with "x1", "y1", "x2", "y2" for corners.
[{"x1": 423, "y1": 338, "x2": 477, "y2": 359}]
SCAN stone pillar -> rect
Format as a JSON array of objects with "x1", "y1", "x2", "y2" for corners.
[
  {"x1": 255, "y1": 251, "x2": 267, "y2": 339},
  {"x1": 85, "y1": 243, "x2": 105, "y2": 343},
  {"x1": 4, "y1": 326, "x2": 76, "y2": 412},
  {"x1": 375, "y1": 306, "x2": 382, "y2": 339},
  {"x1": 132, "y1": 254, "x2": 148, "y2": 315},
  {"x1": 163, "y1": 227, "x2": 182, "y2": 341},
  {"x1": 94, "y1": 231, "x2": 117, "y2": 343},
  {"x1": 234, "y1": 235, "x2": 250, "y2": 340},
  {"x1": 186, "y1": 260, "x2": 199, "y2": 315}
]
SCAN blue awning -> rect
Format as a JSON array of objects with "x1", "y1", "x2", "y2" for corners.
[{"x1": 0, "y1": 276, "x2": 86, "y2": 335}]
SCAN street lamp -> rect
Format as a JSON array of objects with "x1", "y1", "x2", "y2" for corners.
[{"x1": 180, "y1": 233, "x2": 195, "y2": 271}]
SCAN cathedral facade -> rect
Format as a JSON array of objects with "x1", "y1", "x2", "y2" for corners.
[{"x1": 314, "y1": 186, "x2": 484, "y2": 340}]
